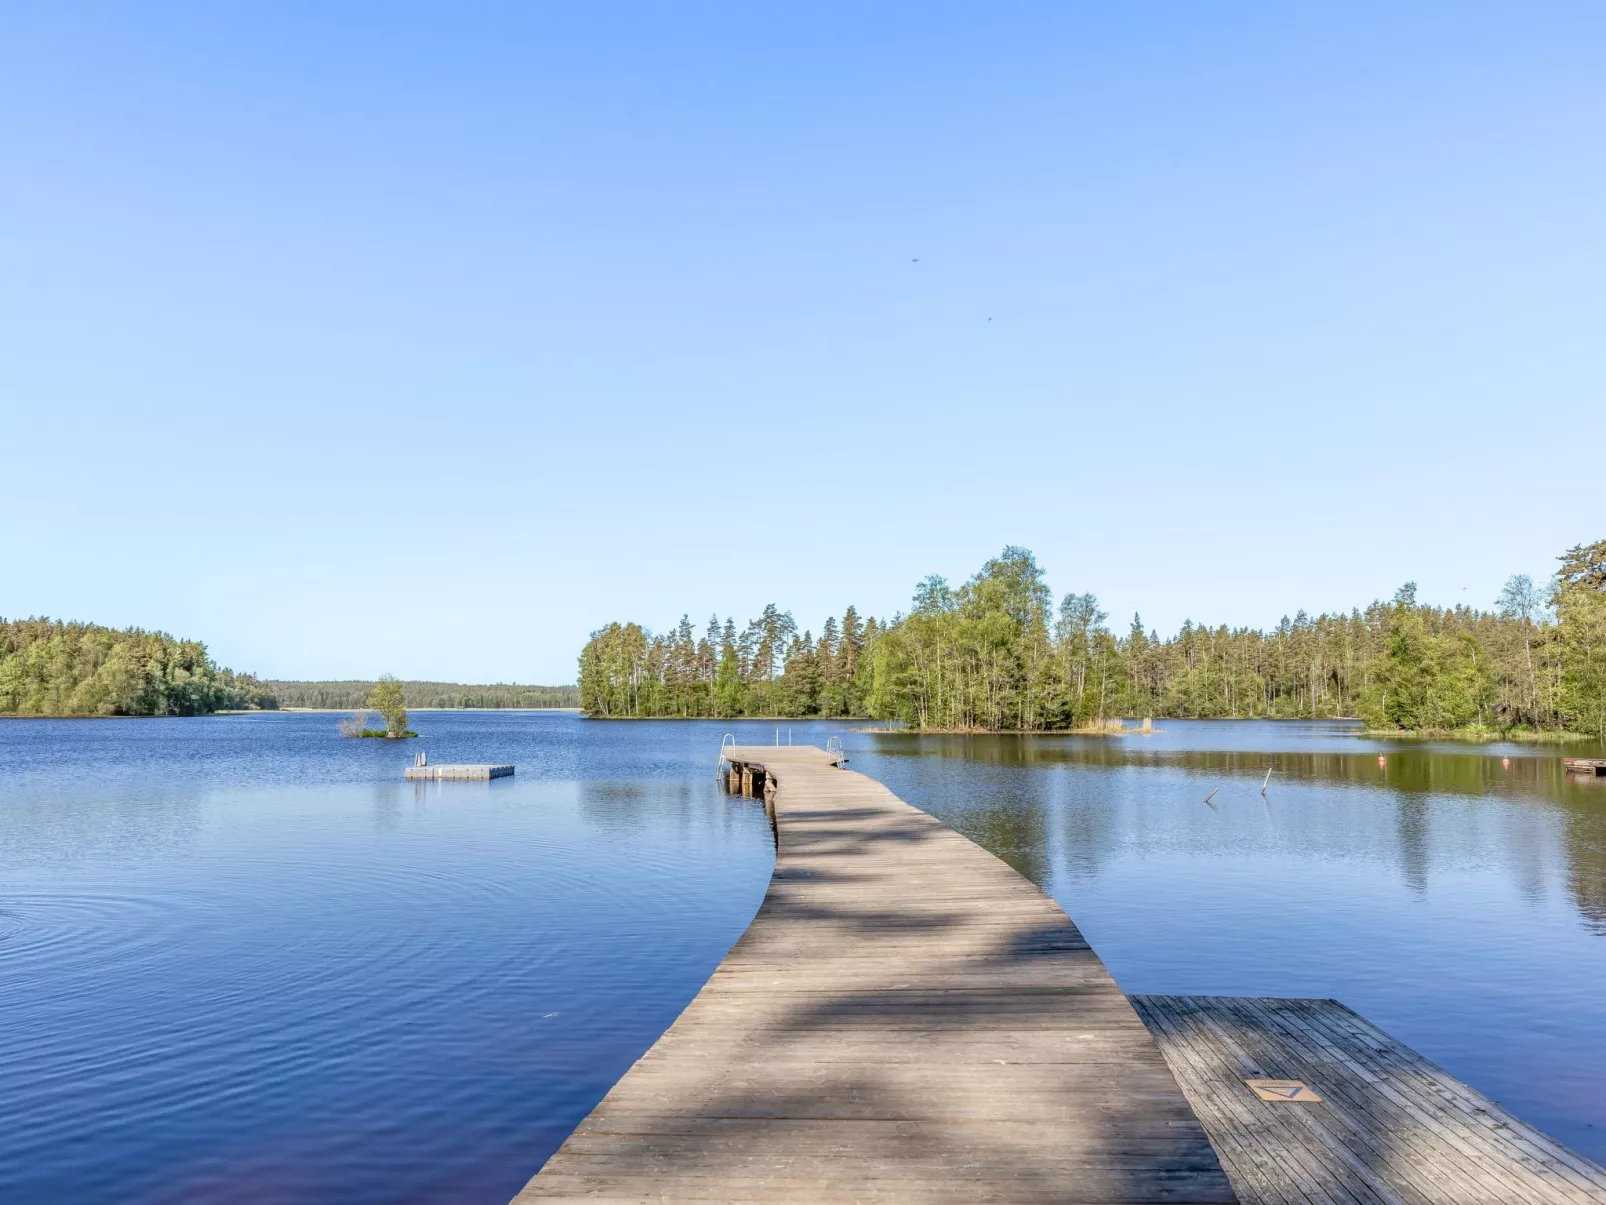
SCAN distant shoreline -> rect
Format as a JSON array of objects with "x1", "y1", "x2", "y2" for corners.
[
  {"x1": 582, "y1": 714, "x2": 874, "y2": 723},
  {"x1": 0, "y1": 707, "x2": 585, "y2": 719},
  {"x1": 276, "y1": 706, "x2": 583, "y2": 714}
]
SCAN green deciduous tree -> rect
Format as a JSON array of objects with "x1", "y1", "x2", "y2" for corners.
[
  {"x1": 367, "y1": 674, "x2": 409, "y2": 736},
  {"x1": 1556, "y1": 544, "x2": 1606, "y2": 738}
]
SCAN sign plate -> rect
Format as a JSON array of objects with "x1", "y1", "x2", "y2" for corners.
[{"x1": 1246, "y1": 1078, "x2": 1323, "y2": 1102}]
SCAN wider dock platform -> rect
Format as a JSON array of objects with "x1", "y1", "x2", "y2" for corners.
[
  {"x1": 1133, "y1": 995, "x2": 1606, "y2": 1205},
  {"x1": 514, "y1": 745, "x2": 1235, "y2": 1204},
  {"x1": 402, "y1": 763, "x2": 513, "y2": 780}
]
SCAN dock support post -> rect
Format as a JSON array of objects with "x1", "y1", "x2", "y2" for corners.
[{"x1": 741, "y1": 765, "x2": 753, "y2": 797}]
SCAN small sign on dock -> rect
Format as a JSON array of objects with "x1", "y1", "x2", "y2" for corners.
[{"x1": 1245, "y1": 1078, "x2": 1322, "y2": 1102}]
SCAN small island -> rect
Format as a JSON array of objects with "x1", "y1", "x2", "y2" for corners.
[{"x1": 340, "y1": 675, "x2": 418, "y2": 739}]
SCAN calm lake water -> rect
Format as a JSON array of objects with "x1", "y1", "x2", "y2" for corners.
[{"x1": 2, "y1": 713, "x2": 1603, "y2": 1202}]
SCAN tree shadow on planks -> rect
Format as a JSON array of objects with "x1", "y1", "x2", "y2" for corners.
[{"x1": 525, "y1": 917, "x2": 1235, "y2": 1202}]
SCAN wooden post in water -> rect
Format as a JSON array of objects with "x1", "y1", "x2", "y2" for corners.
[
  {"x1": 727, "y1": 764, "x2": 740, "y2": 793},
  {"x1": 740, "y1": 765, "x2": 753, "y2": 797}
]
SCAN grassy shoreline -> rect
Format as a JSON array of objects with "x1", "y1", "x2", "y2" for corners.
[{"x1": 1360, "y1": 727, "x2": 1591, "y2": 744}]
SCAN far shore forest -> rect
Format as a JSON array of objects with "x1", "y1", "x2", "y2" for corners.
[
  {"x1": 268, "y1": 680, "x2": 578, "y2": 710},
  {"x1": 579, "y1": 539, "x2": 1606, "y2": 738},
  {"x1": 0, "y1": 619, "x2": 278, "y2": 717},
  {"x1": 0, "y1": 620, "x2": 576, "y2": 717}
]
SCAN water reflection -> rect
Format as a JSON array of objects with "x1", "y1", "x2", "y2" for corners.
[
  {"x1": 857, "y1": 732, "x2": 1606, "y2": 928},
  {"x1": 1396, "y1": 796, "x2": 1429, "y2": 895},
  {"x1": 1565, "y1": 780, "x2": 1606, "y2": 934}
]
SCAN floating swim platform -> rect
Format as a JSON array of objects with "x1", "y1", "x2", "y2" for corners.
[{"x1": 402, "y1": 763, "x2": 513, "y2": 780}]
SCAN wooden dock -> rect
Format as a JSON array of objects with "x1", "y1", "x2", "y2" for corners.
[
  {"x1": 1564, "y1": 758, "x2": 1606, "y2": 777},
  {"x1": 402, "y1": 763, "x2": 513, "y2": 780},
  {"x1": 513, "y1": 745, "x2": 1235, "y2": 1204},
  {"x1": 1131, "y1": 995, "x2": 1606, "y2": 1205}
]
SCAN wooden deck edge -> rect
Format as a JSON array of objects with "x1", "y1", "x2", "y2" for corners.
[{"x1": 1130, "y1": 994, "x2": 1606, "y2": 1205}]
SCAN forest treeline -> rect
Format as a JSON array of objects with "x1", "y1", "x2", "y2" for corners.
[
  {"x1": 269, "y1": 681, "x2": 579, "y2": 709},
  {"x1": 0, "y1": 616, "x2": 580, "y2": 717},
  {"x1": 577, "y1": 539, "x2": 1606, "y2": 736},
  {"x1": 0, "y1": 618, "x2": 277, "y2": 715},
  {"x1": 581, "y1": 606, "x2": 881, "y2": 719}
]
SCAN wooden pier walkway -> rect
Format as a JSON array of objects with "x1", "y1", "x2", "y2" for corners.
[
  {"x1": 1133, "y1": 995, "x2": 1606, "y2": 1205},
  {"x1": 513, "y1": 746, "x2": 1235, "y2": 1204}
]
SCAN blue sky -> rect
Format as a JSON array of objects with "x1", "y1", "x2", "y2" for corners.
[{"x1": 4, "y1": 3, "x2": 1603, "y2": 682}]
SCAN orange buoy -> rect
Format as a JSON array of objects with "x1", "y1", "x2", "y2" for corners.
[
  {"x1": 1378, "y1": 755, "x2": 1386, "y2": 767},
  {"x1": 1502, "y1": 757, "x2": 1511, "y2": 768}
]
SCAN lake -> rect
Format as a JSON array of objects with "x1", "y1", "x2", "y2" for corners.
[{"x1": 2, "y1": 712, "x2": 1603, "y2": 1202}]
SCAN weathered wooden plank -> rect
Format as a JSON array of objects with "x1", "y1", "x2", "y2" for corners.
[
  {"x1": 1131, "y1": 995, "x2": 1606, "y2": 1205},
  {"x1": 511, "y1": 747, "x2": 1235, "y2": 1204}
]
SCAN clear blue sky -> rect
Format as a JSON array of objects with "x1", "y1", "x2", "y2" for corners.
[{"x1": 5, "y1": 3, "x2": 1602, "y2": 683}]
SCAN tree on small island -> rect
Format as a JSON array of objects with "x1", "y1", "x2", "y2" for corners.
[
  {"x1": 338, "y1": 676, "x2": 418, "y2": 738},
  {"x1": 367, "y1": 674, "x2": 417, "y2": 738}
]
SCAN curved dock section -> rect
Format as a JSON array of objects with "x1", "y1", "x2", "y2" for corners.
[{"x1": 514, "y1": 745, "x2": 1235, "y2": 1204}]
